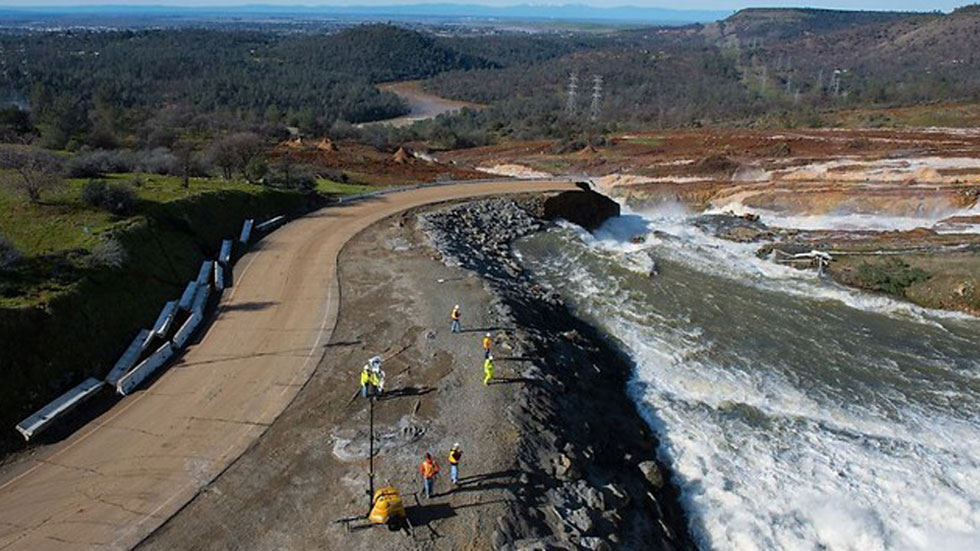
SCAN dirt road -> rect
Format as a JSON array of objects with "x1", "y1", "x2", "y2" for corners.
[{"x1": 0, "y1": 180, "x2": 576, "y2": 551}]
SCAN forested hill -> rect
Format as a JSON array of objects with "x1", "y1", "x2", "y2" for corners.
[
  {"x1": 715, "y1": 7, "x2": 922, "y2": 41},
  {"x1": 280, "y1": 24, "x2": 494, "y2": 83},
  {"x1": 0, "y1": 24, "x2": 495, "y2": 149}
]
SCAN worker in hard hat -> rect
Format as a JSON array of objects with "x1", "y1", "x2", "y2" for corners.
[
  {"x1": 483, "y1": 355, "x2": 495, "y2": 386},
  {"x1": 372, "y1": 364, "x2": 386, "y2": 396},
  {"x1": 419, "y1": 453, "x2": 440, "y2": 499},
  {"x1": 482, "y1": 332, "x2": 492, "y2": 359},
  {"x1": 360, "y1": 364, "x2": 374, "y2": 398},
  {"x1": 448, "y1": 443, "x2": 463, "y2": 486},
  {"x1": 450, "y1": 304, "x2": 461, "y2": 333},
  {"x1": 360, "y1": 356, "x2": 383, "y2": 398}
]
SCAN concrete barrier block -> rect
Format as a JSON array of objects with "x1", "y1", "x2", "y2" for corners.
[
  {"x1": 116, "y1": 342, "x2": 174, "y2": 396},
  {"x1": 107, "y1": 329, "x2": 152, "y2": 385},
  {"x1": 219, "y1": 239, "x2": 233, "y2": 265},
  {"x1": 214, "y1": 262, "x2": 225, "y2": 292},
  {"x1": 16, "y1": 378, "x2": 105, "y2": 440},
  {"x1": 239, "y1": 219, "x2": 254, "y2": 245},
  {"x1": 196, "y1": 260, "x2": 214, "y2": 286},
  {"x1": 178, "y1": 281, "x2": 199, "y2": 311},
  {"x1": 191, "y1": 283, "x2": 211, "y2": 315},
  {"x1": 150, "y1": 301, "x2": 179, "y2": 340},
  {"x1": 256, "y1": 215, "x2": 285, "y2": 232},
  {"x1": 173, "y1": 311, "x2": 203, "y2": 350}
]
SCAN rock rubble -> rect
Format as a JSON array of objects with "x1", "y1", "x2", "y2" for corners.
[{"x1": 421, "y1": 195, "x2": 693, "y2": 551}]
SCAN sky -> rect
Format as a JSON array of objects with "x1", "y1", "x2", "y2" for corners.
[{"x1": 0, "y1": 1, "x2": 963, "y2": 12}]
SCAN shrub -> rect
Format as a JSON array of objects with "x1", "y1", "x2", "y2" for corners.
[
  {"x1": 855, "y1": 260, "x2": 930, "y2": 296},
  {"x1": 88, "y1": 236, "x2": 127, "y2": 269},
  {"x1": 68, "y1": 148, "x2": 179, "y2": 178},
  {"x1": 81, "y1": 180, "x2": 139, "y2": 215},
  {"x1": 0, "y1": 235, "x2": 21, "y2": 270}
]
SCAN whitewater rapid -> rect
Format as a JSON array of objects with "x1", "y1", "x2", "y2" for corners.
[{"x1": 514, "y1": 206, "x2": 980, "y2": 551}]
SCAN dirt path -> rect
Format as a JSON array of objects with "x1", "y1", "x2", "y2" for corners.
[{"x1": 0, "y1": 180, "x2": 575, "y2": 551}]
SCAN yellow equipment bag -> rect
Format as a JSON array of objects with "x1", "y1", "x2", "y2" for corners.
[{"x1": 369, "y1": 486, "x2": 406, "y2": 525}]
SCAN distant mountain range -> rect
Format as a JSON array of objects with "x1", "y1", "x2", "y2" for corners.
[{"x1": 0, "y1": 3, "x2": 732, "y2": 25}]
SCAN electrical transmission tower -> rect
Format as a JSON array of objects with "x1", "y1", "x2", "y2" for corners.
[
  {"x1": 589, "y1": 75, "x2": 603, "y2": 122},
  {"x1": 565, "y1": 73, "x2": 578, "y2": 116}
]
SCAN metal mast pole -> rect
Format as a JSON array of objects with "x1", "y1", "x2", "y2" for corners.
[{"x1": 368, "y1": 394, "x2": 375, "y2": 513}]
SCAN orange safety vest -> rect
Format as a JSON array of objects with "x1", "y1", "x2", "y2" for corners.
[
  {"x1": 420, "y1": 459, "x2": 440, "y2": 479},
  {"x1": 482, "y1": 337, "x2": 491, "y2": 350},
  {"x1": 449, "y1": 449, "x2": 462, "y2": 465}
]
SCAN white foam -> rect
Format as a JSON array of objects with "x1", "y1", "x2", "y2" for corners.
[
  {"x1": 705, "y1": 201, "x2": 980, "y2": 234},
  {"x1": 517, "y1": 216, "x2": 980, "y2": 551}
]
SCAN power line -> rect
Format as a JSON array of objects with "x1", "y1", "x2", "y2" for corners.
[
  {"x1": 589, "y1": 74, "x2": 603, "y2": 122},
  {"x1": 565, "y1": 72, "x2": 578, "y2": 116}
]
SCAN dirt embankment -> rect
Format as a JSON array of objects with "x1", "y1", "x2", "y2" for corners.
[{"x1": 138, "y1": 193, "x2": 689, "y2": 551}]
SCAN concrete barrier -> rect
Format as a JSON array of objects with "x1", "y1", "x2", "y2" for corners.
[
  {"x1": 255, "y1": 215, "x2": 285, "y2": 232},
  {"x1": 178, "y1": 281, "x2": 199, "y2": 311},
  {"x1": 239, "y1": 219, "x2": 254, "y2": 245},
  {"x1": 116, "y1": 342, "x2": 174, "y2": 396},
  {"x1": 107, "y1": 329, "x2": 152, "y2": 385},
  {"x1": 191, "y1": 283, "x2": 211, "y2": 315},
  {"x1": 196, "y1": 260, "x2": 214, "y2": 286},
  {"x1": 173, "y1": 311, "x2": 203, "y2": 349},
  {"x1": 150, "y1": 301, "x2": 178, "y2": 339},
  {"x1": 219, "y1": 239, "x2": 233, "y2": 265},
  {"x1": 214, "y1": 262, "x2": 225, "y2": 292},
  {"x1": 16, "y1": 378, "x2": 106, "y2": 440}
]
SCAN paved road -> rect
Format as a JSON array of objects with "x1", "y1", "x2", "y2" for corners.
[{"x1": 0, "y1": 180, "x2": 577, "y2": 551}]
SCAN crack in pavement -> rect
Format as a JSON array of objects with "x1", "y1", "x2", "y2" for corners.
[{"x1": 182, "y1": 416, "x2": 272, "y2": 428}]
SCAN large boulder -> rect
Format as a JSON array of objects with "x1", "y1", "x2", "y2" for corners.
[{"x1": 541, "y1": 187, "x2": 620, "y2": 231}]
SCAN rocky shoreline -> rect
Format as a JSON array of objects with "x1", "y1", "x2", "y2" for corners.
[{"x1": 420, "y1": 193, "x2": 694, "y2": 551}]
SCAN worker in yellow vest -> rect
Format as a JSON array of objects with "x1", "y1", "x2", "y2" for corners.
[
  {"x1": 483, "y1": 355, "x2": 495, "y2": 386},
  {"x1": 360, "y1": 365, "x2": 374, "y2": 398},
  {"x1": 448, "y1": 443, "x2": 463, "y2": 485},
  {"x1": 450, "y1": 304, "x2": 461, "y2": 333},
  {"x1": 482, "y1": 332, "x2": 492, "y2": 359}
]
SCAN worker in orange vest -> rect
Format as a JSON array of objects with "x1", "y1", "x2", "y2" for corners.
[
  {"x1": 482, "y1": 332, "x2": 492, "y2": 359},
  {"x1": 450, "y1": 304, "x2": 461, "y2": 333},
  {"x1": 419, "y1": 453, "x2": 440, "y2": 499},
  {"x1": 448, "y1": 443, "x2": 463, "y2": 485}
]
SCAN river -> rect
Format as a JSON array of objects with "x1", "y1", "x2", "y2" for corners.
[{"x1": 514, "y1": 204, "x2": 980, "y2": 551}]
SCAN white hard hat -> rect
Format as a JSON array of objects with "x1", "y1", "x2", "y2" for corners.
[
  {"x1": 485, "y1": 332, "x2": 491, "y2": 337},
  {"x1": 368, "y1": 356, "x2": 382, "y2": 370}
]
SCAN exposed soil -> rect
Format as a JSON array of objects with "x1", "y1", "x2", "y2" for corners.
[{"x1": 270, "y1": 139, "x2": 488, "y2": 187}]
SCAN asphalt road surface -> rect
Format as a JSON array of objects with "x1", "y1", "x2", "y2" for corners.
[{"x1": 0, "y1": 179, "x2": 576, "y2": 551}]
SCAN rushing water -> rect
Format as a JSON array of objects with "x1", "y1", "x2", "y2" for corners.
[{"x1": 514, "y1": 205, "x2": 980, "y2": 551}]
